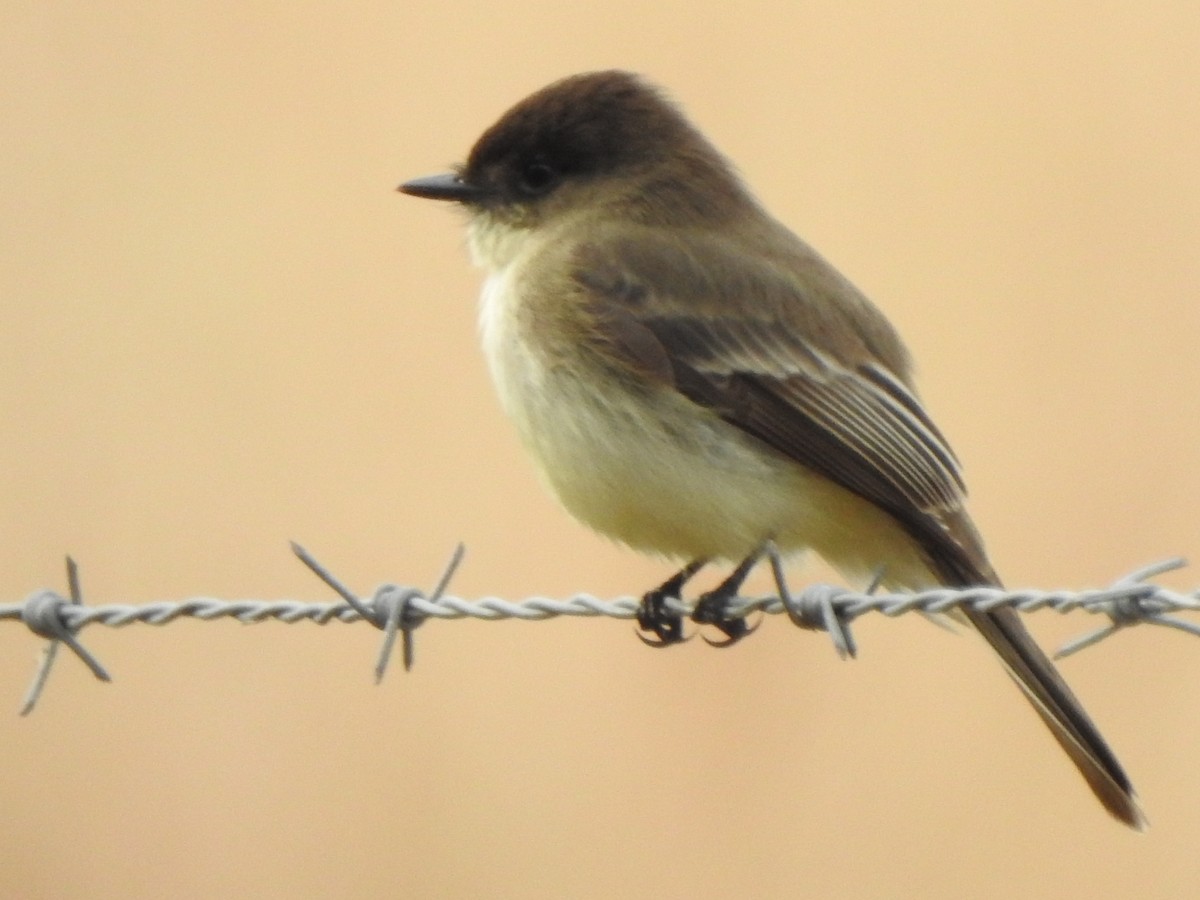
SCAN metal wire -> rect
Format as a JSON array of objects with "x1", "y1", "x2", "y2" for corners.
[{"x1": 3, "y1": 543, "x2": 1198, "y2": 714}]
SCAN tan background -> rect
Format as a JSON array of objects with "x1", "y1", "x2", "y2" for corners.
[{"x1": 3, "y1": 3, "x2": 1199, "y2": 898}]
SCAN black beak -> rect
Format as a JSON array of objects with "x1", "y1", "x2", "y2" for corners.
[{"x1": 398, "y1": 172, "x2": 490, "y2": 202}]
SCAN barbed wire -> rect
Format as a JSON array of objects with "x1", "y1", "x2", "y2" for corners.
[{"x1": 3, "y1": 542, "x2": 1199, "y2": 715}]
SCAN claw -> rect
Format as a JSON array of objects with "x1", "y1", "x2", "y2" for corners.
[
  {"x1": 636, "y1": 590, "x2": 689, "y2": 646},
  {"x1": 689, "y1": 544, "x2": 769, "y2": 647},
  {"x1": 700, "y1": 632, "x2": 739, "y2": 648},
  {"x1": 699, "y1": 611, "x2": 763, "y2": 647},
  {"x1": 634, "y1": 558, "x2": 707, "y2": 648},
  {"x1": 635, "y1": 626, "x2": 693, "y2": 648},
  {"x1": 693, "y1": 593, "x2": 758, "y2": 647}
]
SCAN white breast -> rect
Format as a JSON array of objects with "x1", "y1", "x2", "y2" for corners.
[
  {"x1": 473, "y1": 259, "x2": 806, "y2": 560},
  {"x1": 467, "y1": 228, "x2": 931, "y2": 581}
]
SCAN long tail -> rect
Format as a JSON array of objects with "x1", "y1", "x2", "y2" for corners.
[
  {"x1": 923, "y1": 515, "x2": 1146, "y2": 829},
  {"x1": 962, "y1": 603, "x2": 1145, "y2": 828}
]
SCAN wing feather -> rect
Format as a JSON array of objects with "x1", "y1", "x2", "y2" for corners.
[{"x1": 570, "y1": 230, "x2": 1141, "y2": 827}]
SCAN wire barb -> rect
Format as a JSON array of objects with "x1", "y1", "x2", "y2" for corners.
[
  {"x1": 1052, "y1": 557, "x2": 1196, "y2": 658},
  {"x1": 18, "y1": 556, "x2": 112, "y2": 716},
  {"x1": 767, "y1": 542, "x2": 857, "y2": 659},
  {"x1": 292, "y1": 542, "x2": 466, "y2": 682},
  {"x1": 4, "y1": 547, "x2": 1198, "y2": 714}
]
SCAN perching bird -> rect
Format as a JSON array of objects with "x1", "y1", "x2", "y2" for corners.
[{"x1": 399, "y1": 70, "x2": 1143, "y2": 828}]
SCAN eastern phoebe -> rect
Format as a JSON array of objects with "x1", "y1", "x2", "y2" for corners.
[{"x1": 399, "y1": 71, "x2": 1142, "y2": 828}]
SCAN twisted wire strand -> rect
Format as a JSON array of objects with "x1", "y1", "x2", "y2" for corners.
[{"x1": 4, "y1": 544, "x2": 1198, "y2": 714}]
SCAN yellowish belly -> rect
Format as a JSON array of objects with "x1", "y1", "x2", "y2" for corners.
[{"x1": 478, "y1": 269, "x2": 934, "y2": 586}]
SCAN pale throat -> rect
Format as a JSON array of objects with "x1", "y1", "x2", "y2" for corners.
[{"x1": 466, "y1": 212, "x2": 534, "y2": 273}]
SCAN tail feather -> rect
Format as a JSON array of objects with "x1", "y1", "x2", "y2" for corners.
[
  {"x1": 917, "y1": 512, "x2": 1145, "y2": 829},
  {"x1": 961, "y1": 604, "x2": 1146, "y2": 829}
]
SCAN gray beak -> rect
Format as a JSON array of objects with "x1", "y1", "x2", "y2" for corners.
[{"x1": 398, "y1": 172, "x2": 490, "y2": 202}]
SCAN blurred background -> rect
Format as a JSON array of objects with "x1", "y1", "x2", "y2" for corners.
[{"x1": 3, "y1": 3, "x2": 1198, "y2": 897}]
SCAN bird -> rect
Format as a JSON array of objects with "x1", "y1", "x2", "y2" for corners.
[{"x1": 398, "y1": 70, "x2": 1144, "y2": 828}]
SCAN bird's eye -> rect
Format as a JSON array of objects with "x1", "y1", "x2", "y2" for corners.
[{"x1": 517, "y1": 160, "x2": 559, "y2": 196}]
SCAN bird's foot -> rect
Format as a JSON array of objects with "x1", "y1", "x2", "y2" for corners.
[
  {"x1": 636, "y1": 588, "x2": 688, "y2": 647},
  {"x1": 635, "y1": 559, "x2": 706, "y2": 648},
  {"x1": 689, "y1": 545, "x2": 768, "y2": 647},
  {"x1": 692, "y1": 589, "x2": 760, "y2": 647}
]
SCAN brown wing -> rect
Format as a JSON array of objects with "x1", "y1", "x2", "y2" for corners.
[
  {"x1": 573, "y1": 232, "x2": 1142, "y2": 827},
  {"x1": 574, "y1": 232, "x2": 986, "y2": 585}
]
